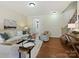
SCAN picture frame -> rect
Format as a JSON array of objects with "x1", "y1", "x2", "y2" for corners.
[{"x1": 4, "y1": 19, "x2": 17, "y2": 29}]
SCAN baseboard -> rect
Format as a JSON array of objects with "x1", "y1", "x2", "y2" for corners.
[{"x1": 49, "y1": 37, "x2": 60, "y2": 39}]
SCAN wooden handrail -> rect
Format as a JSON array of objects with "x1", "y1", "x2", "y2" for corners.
[{"x1": 69, "y1": 10, "x2": 77, "y2": 23}]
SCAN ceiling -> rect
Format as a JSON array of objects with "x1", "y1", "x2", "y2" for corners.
[{"x1": 0, "y1": 1, "x2": 72, "y2": 16}]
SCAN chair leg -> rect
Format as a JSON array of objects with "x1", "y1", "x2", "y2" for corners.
[
  {"x1": 19, "y1": 52, "x2": 21, "y2": 58},
  {"x1": 28, "y1": 49, "x2": 31, "y2": 58}
]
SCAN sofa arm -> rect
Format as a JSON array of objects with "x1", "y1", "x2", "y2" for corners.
[{"x1": 0, "y1": 44, "x2": 19, "y2": 58}]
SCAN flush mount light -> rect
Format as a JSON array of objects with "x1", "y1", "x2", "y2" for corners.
[
  {"x1": 50, "y1": 11, "x2": 57, "y2": 15},
  {"x1": 29, "y1": 2, "x2": 35, "y2": 7},
  {"x1": 52, "y1": 12, "x2": 57, "y2": 14}
]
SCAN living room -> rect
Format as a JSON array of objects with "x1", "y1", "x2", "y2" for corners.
[{"x1": 0, "y1": 0, "x2": 79, "y2": 58}]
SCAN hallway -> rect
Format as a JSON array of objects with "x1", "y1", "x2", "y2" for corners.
[{"x1": 37, "y1": 38, "x2": 69, "y2": 58}]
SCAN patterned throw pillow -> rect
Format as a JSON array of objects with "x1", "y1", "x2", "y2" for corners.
[{"x1": 0, "y1": 33, "x2": 10, "y2": 40}]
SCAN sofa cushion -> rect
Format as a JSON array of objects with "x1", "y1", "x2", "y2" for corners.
[{"x1": 0, "y1": 44, "x2": 19, "y2": 58}]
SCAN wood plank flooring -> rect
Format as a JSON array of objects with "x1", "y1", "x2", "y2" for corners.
[{"x1": 37, "y1": 38, "x2": 69, "y2": 58}]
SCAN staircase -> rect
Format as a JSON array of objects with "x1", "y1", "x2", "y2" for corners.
[
  {"x1": 62, "y1": 10, "x2": 77, "y2": 34},
  {"x1": 69, "y1": 10, "x2": 77, "y2": 23}
]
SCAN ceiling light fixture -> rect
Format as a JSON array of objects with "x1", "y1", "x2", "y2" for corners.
[
  {"x1": 52, "y1": 12, "x2": 57, "y2": 14},
  {"x1": 29, "y1": 2, "x2": 35, "y2": 7}
]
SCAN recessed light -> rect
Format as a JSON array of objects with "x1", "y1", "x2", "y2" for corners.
[{"x1": 29, "y1": 2, "x2": 35, "y2": 7}]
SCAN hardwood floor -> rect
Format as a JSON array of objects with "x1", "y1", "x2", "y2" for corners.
[{"x1": 37, "y1": 38, "x2": 69, "y2": 58}]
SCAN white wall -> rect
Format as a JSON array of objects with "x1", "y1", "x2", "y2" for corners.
[
  {"x1": 39, "y1": 14, "x2": 63, "y2": 37},
  {"x1": 77, "y1": 2, "x2": 79, "y2": 30},
  {"x1": 27, "y1": 2, "x2": 77, "y2": 37},
  {"x1": 0, "y1": 7, "x2": 27, "y2": 31},
  {"x1": 77, "y1": 2, "x2": 79, "y2": 15},
  {"x1": 62, "y1": 2, "x2": 77, "y2": 28},
  {"x1": 27, "y1": 14, "x2": 63, "y2": 37}
]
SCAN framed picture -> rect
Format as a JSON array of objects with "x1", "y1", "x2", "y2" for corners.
[{"x1": 4, "y1": 19, "x2": 17, "y2": 29}]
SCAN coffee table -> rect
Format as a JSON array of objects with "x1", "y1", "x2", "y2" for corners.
[{"x1": 19, "y1": 46, "x2": 34, "y2": 58}]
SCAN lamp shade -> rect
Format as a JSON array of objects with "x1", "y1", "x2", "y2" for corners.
[
  {"x1": 24, "y1": 27, "x2": 28, "y2": 30},
  {"x1": 68, "y1": 23, "x2": 76, "y2": 28}
]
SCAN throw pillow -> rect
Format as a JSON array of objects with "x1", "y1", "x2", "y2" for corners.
[{"x1": 1, "y1": 33, "x2": 10, "y2": 40}]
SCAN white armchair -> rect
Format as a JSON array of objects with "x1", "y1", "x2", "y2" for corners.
[{"x1": 0, "y1": 44, "x2": 19, "y2": 58}]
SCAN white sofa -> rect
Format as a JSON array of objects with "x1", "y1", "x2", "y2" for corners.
[
  {"x1": 0, "y1": 33, "x2": 43, "y2": 58},
  {"x1": 0, "y1": 44, "x2": 19, "y2": 58}
]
